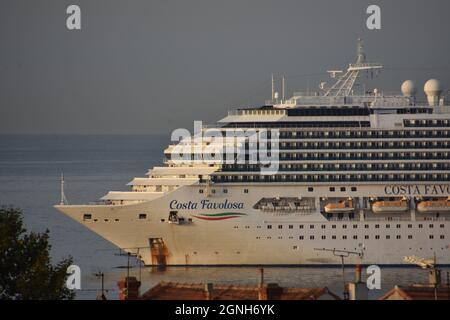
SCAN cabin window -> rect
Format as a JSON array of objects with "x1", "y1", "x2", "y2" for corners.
[
  {"x1": 199, "y1": 189, "x2": 204, "y2": 194},
  {"x1": 244, "y1": 189, "x2": 249, "y2": 194},
  {"x1": 139, "y1": 214, "x2": 147, "y2": 220},
  {"x1": 299, "y1": 236, "x2": 304, "y2": 240},
  {"x1": 329, "y1": 187, "x2": 335, "y2": 192},
  {"x1": 340, "y1": 187, "x2": 346, "y2": 192},
  {"x1": 278, "y1": 225, "x2": 283, "y2": 229},
  {"x1": 429, "y1": 235, "x2": 434, "y2": 239},
  {"x1": 351, "y1": 187, "x2": 357, "y2": 192},
  {"x1": 342, "y1": 235, "x2": 347, "y2": 240},
  {"x1": 267, "y1": 225, "x2": 272, "y2": 229},
  {"x1": 308, "y1": 187, "x2": 314, "y2": 192},
  {"x1": 289, "y1": 225, "x2": 293, "y2": 229},
  {"x1": 408, "y1": 235, "x2": 413, "y2": 239},
  {"x1": 310, "y1": 236, "x2": 314, "y2": 240},
  {"x1": 440, "y1": 235, "x2": 445, "y2": 239},
  {"x1": 365, "y1": 235, "x2": 369, "y2": 239},
  {"x1": 83, "y1": 214, "x2": 92, "y2": 220}
]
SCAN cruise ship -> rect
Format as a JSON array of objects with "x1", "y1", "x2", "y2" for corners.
[{"x1": 55, "y1": 40, "x2": 450, "y2": 266}]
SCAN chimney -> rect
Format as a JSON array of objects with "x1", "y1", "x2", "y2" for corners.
[
  {"x1": 205, "y1": 283, "x2": 213, "y2": 300},
  {"x1": 117, "y1": 276, "x2": 141, "y2": 300},
  {"x1": 355, "y1": 264, "x2": 362, "y2": 283},
  {"x1": 348, "y1": 265, "x2": 368, "y2": 300},
  {"x1": 429, "y1": 269, "x2": 441, "y2": 287},
  {"x1": 259, "y1": 268, "x2": 264, "y2": 288},
  {"x1": 258, "y1": 283, "x2": 283, "y2": 300}
]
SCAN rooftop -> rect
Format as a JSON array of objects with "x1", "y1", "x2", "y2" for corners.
[{"x1": 140, "y1": 281, "x2": 340, "y2": 300}]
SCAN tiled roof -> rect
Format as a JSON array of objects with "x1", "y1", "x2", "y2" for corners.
[
  {"x1": 141, "y1": 281, "x2": 340, "y2": 300},
  {"x1": 379, "y1": 285, "x2": 450, "y2": 300}
]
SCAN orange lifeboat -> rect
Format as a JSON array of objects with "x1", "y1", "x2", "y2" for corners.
[
  {"x1": 417, "y1": 198, "x2": 450, "y2": 213},
  {"x1": 372, "y1": 198, "x2": 409, "y2": 213},
  {"x1": 324, "y1": 199, "x2": 354, "y2": 214}
]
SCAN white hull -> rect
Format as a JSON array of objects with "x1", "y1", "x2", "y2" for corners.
[{"x1": 55, "y1": 183, "x2": 450, "y2": 266}]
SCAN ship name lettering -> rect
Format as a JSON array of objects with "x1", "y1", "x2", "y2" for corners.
[
  {"x1": 169, "y1": 199, "x2": 244, "y2": 210},
  {"x1": 385, "y1": 185, "x2": 450, "y2": 196}
]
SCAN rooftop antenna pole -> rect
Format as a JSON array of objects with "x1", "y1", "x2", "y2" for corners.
[
  {"x1": 282, "y1": 76, "x2": 285, "y2": 102},
  {"x1": 60, "y1": 173, "x2": 68, "y2": 205},
  {"x1": 126, "y1": 252, "x2": 131, "y2": 300},
  {"x1": 314, "y1": 248, "x2": 362, "y2": 300}
]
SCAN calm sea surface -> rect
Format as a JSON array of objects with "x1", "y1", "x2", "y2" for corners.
[{"x1": 0, "y1": 135, "x2": 448, "y2": 300}]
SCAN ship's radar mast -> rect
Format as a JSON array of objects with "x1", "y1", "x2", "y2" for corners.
[{"x1": 324, "y1": 39, "x2": 383, "y2": 97}]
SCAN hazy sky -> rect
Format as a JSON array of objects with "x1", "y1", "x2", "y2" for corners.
[{"x1": 1, "y1": 0, "x2": 450, "y2": 134}]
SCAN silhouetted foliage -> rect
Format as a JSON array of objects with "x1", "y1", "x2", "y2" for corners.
[{"x1": 0, "y1": 206, "x2": 74, "y2": 300}]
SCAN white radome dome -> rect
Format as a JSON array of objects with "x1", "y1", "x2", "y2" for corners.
[
  {"x1": 401, "y1": 80, "x2": 417, "y2": 96},
  {"x1": 424, "y1": 79, "x2": 443, "y2": 95}
]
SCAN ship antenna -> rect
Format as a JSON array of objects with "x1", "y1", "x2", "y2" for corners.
[
  {"x1": 271, "y1": 73, "x2": 275, "y2": 102},
  {"x1": 324, "y1": 38, "x2": 383, "y2": 97},
  {"x1": 356, "y1": 38, "x2": 366, "y2": 64},
  {"x1": 60, "y1": 173, "x2": 68, "y2": 205}
]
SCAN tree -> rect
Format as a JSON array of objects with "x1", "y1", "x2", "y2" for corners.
[{"x1": 0, "y1": 206, "x2": 74, "y2": 299}]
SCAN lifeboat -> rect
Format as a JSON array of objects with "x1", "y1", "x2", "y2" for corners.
[
  {"x1": 372, "y1": 198, "x2": 409, "y2": 213},
  {"x1": 417, "y1": 198, "x2": 450, "y2": 213},
  {"x1": 324, "y1": 199, "x2": 354, "y2": 213}
]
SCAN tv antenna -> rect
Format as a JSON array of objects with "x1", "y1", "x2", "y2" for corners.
[
  {"x1": 404, "y1": 253, "x2": 441, "y2": 300},
  {"x1": 94, "y1": 271, "x2": 107, "y2": 300},
  {"x1": 314, "y1": 247, "x2": 363, "y2": 300}
]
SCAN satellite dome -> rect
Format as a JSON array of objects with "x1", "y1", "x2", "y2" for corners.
[
  {"x1": 424, "y1": 79, "x2": 443, "y2": 95},
  {"x1": 401, "y1": 80, "x2": 417, "y2": 97},
  {"x1": 424, "y1": 79, "x2": 444, "y2": 106}
]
